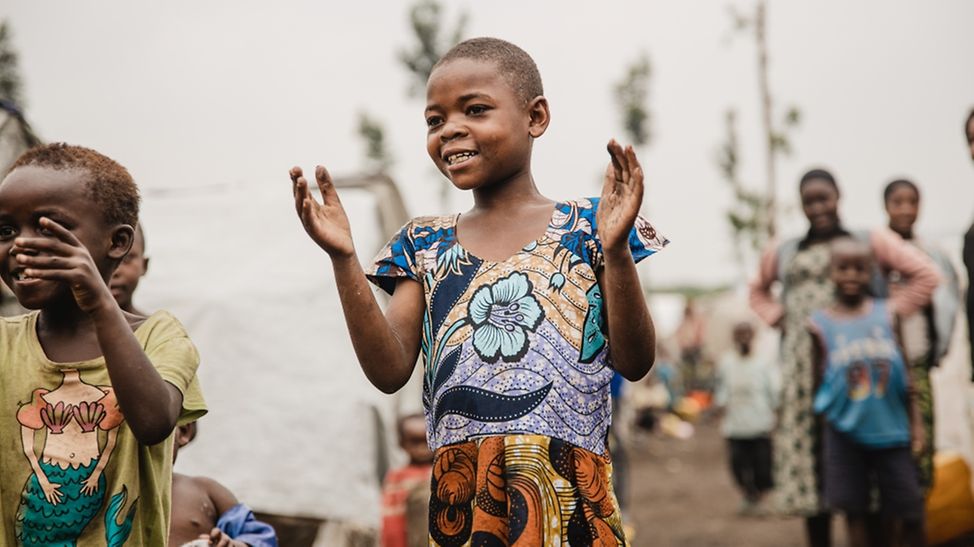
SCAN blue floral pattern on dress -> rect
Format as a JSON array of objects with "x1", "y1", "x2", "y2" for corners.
[
  {"x1": 468, "y1": 272, "x2": 544, "y2": 362},
  {"x1": 366, "y1": 199, "x2": 668, "y2": 454}
]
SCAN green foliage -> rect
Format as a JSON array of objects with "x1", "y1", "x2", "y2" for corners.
[
  {"x1": 398, "y1": 0, "x2": 467, "y2": 97},
  {"x1": 357, "y1": 111, "x2": 393, "y2": 172},
  {"x1": 770, "y1": 107, "x2": 801, "y2": 155},
  {"x1": 784, "y1": 106, "x2": 801, "y2": 126},
  {"x1": 0, "y1": 21, "x2": 25, "y2": 108},
  {"x1": 613, "y1": 53, "x2": 652, "y2": 147},
  {"x1": 718, "y1": 109, "x2": 772, "y2": 256},
  {"x1": 719, "y1": 1, "x2": 802, "y2": 264}
]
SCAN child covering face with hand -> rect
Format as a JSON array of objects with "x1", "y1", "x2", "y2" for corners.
[{"x1": 0, "y1": 143, "x2": 206, "y2": 546}]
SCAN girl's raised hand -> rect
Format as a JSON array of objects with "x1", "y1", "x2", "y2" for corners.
[
  {"x1": 596, "y1": 139, "x2": 644, "y2": 252},
  {"x1": 290, "y1": 165, "x2": 355, "y2": 259}
]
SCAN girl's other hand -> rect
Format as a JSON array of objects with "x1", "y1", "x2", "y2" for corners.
[
  {"x1": 290, "y1": 165, "x2": 355, "y2": 259},
  {"x1": 597, "y1": 139, "x2": 644, "y2": 253}
]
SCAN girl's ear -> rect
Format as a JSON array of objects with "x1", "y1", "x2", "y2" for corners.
[
  {"x1": 108, "y1": 224, "x2": 135, "y2": 260},
  {"x1": 527, "y1": 96, "x2": 551, "y2": 138}
]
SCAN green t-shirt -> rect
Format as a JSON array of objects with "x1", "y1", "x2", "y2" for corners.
[{"x1": 0, "y1": 310, "x2": 206, "y2": 546}]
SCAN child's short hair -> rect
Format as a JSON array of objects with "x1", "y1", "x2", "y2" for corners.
[
  {"x1": 396, "y1": 413, "x2": 425, "y2": 439},
  {"x1": 433, "y1": 37, "x2": 544, "y2": 105},
  {"x1": 829, "y1": 235, "x2": 871, "y2": 259},
  {"x1": 10, "y1": 143, "x2": 140, "y2": 227}
]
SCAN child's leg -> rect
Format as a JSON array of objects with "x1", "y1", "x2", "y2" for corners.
[
  {"x1": 805, "y1": 513, "x2": 832, "y2": 547},
  {"x1": 869, "y1": 446, "x2": 925, "y2": 547},
  {"x1": 753, "y1": 436, "x2": 774, "y2": 497},
  {"x1": 844, "y1": 514, "x2": 870, "y2": 547},
  {"x1": 727, "y1": 438, "x2": 752, "y2": 499},
  {"x1": 817, "y1": 425, "x2": 871, "y2": 547},
  {"x1": 864, "y1": 512, "x2": 891, "y2": 547}
]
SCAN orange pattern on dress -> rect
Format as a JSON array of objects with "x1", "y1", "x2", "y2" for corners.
[{"x1": 429, "y1": 435, "x2": 627, "y2": 546}]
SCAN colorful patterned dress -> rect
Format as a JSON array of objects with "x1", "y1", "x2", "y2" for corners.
[{"x1": 367, "y1": 198, "x2": 667, "y2": 546}]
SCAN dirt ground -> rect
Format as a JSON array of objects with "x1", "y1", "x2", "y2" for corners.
[
  {"x1": 259, "y1": 416, "x2": 974, "y2": 546},
  {"x1": 625, "y1": 419, "x2": 847, "y2": 547}
]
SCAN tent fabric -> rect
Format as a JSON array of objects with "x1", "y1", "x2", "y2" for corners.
[{"x1": 141, "y1": 183, "x2": 397, "y2": 525}]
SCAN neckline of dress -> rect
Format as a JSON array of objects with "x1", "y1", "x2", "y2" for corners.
[{"x1": 451, "y1": 201, "x2": 562, "y2": 264}]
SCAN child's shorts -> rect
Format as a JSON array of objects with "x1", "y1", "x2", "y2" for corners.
[{"x1": 823, "y1": 424, "x2": 923, "y2": 520}]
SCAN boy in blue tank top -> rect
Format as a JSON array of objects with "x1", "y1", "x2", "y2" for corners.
[{"x1": 808, "y1": 237, "x2": 925, "y2": 547}]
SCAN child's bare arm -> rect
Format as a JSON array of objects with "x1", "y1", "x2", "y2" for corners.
[
  {"x1": 198, "y1": 476, "x2": 277, "y2": 547},
  {"x1": 16, "y1": 218, "x2": 182, "y2": 445},
  {"x1": 291, "y1": 166, "x2": 423, "y2": 393},
  {"x1": 596, "y1": 141, "x2": 656, "y2": 381},
  {"x1": 199, "y1": 477, "x2": 240, "y2": 521},
  {"x1": 893, "y1": 315, "x2": 926, "y2": 455}
]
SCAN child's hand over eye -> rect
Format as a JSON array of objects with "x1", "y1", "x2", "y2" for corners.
[
  {"x1": 596, "y1": 140, "x2": 644, "y2": 254},
  {"x1": 290, "y1": 165, "x2": 355, "y2": 259},
  {"x1": 13, "y1": 217, "x2": 116, "y2": 315}
]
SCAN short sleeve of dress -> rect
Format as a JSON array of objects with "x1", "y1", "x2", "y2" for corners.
[
  {"x1": 589, "y1": 198, "x2": 669, "y2": 270},
  {"x1": 366, "y1": 220, "x2": 420, "y2": 295},
  {"x1": 627, "y1": 213, "x2": 669, "y2": 263}
]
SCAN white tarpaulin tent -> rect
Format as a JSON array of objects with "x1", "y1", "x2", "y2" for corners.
[{"x1": 138, "y1": 178, "x2": 409, "y2": 528}]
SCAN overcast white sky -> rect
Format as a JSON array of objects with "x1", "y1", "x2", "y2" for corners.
[{"x1": 7, "y1": 0, "x2": 974, "y2": 287}]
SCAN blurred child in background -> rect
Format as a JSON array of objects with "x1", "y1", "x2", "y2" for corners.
[
  {"x1": 104, "y1": 221, "x2": 276, "y2": 547},
  {"x1": 169, "y1": 422, "x2": 278, "y2": 547},
  {"x1": 714, "y1": 321, "x2": 779, "y2": 514},
  {"x1": 110, "y1": 223, "x2": 149, "y2": 316},
  {"x1": 381, "y1": 414, "x2": 433, "y2": 547},
  {"x1": 809, "y1": 238, "x2": 925, "y2": 547}
]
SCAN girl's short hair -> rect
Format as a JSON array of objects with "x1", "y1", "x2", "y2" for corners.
[{"x1": 433, "y1": 37, "x2": 543, "y2": 105}]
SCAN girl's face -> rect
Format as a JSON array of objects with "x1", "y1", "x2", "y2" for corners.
[
  {"x1": 885, "y1": 184, "x2": 919, "y2": 237},
  {"x1": 800, "y1": 178, "x2": 840, "y2": 235},
  {"x1": 424, "y1": 58, "x2": 548, "y2": 192}
]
